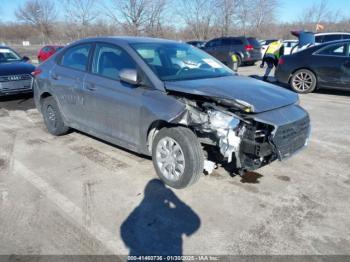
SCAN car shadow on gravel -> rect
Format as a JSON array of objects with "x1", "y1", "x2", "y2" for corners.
[
  {"x1": 0, "y1": 93, "x2": 35, "y2": 111},
  {"x1": 120, "y1": 179, "x2": 201, "y2": 256},
  {"x1": 315, "y1": 89, "x2": 350, "y2": 97}
]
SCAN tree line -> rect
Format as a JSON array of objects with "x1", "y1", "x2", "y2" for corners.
[{"x1": 0, "y1": 0, "x2": 349, "y2": 45}]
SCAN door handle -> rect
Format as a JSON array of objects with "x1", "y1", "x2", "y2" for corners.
[
  {"x1": 51, "y1": 73, "x2": 61, "y2": 80},
  {"x1": 85, "y1": 83, "x2": 96, "y2": 91}
]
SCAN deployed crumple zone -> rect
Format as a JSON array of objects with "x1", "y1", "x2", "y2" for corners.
[
  {"x1": 168, "y1": 92, "x2": 310, "y2": 175},
  {"x1": 33, "y1": 36, "x2": 311, "y2": 189}
]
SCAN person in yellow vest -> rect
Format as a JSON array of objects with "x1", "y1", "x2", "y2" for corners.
[{"x1": 260, "y1": 40, "x2": 284, "y2": 81}]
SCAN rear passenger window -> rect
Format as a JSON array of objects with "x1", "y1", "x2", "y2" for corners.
[
  {"x1": 323, "y1": 34, "x2": 342, "y2": 42},
  {"x1": 318, "y1": 43, "x2": 347, "y2": 56},
  {"x1": 61, "y1": 44, "x2": 91, "y2": 71},
  {"x1": 315, "y1": 35, "x2": 323, "y2": 43},
  {"x1": 222, "y1": 38, "x2": 243, "y2": 45},
  {"x1": 206, "y1": 39, "x2": 221, "y2": 47},
  {"x1": 43, "y1": 46, "x2": 52, "y2": 52},
  {"x1": 92, "y1": 44, "x2": 136, "y2": 80}
]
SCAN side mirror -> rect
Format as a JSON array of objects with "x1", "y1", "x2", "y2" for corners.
[
  {"x1": 22, "y1": 56, "x2": 30, "y2": 62},
  {"x1": 119, "y1": 69, "x2": 139, "y2": 86}
]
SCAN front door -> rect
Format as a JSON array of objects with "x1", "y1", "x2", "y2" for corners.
[{"x1": 82, "y1": 43, "x2": 144, "y2": 148}]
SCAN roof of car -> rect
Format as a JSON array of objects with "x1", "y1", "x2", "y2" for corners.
[
  {"x1": 78, "y1": 36, "x2": 181, "y2": 45},
  {"x1": 315, "y1": 32, "x2": 350, "y2": 36},
  {"x1": 0, "y1": 45, "x2": 9, "y2": 49},
  {"x1": 318, "y1": 39, "x2": 350, "y2": 45}
]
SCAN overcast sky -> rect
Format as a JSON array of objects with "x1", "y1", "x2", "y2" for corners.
[{"x1": 0, "y1": 0, "x2": 349, "y2": 23}]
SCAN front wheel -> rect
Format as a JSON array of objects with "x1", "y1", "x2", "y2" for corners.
[
  {"x1": 152, "y1": 127, "x2": 204, "y2": 189},
  {"x1": 290, "y1": 69, "x2": 317, "y2": 94}
]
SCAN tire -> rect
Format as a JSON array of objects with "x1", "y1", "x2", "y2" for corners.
[
  {"x1": 152, "y1": 126, "x2": 204, "y2": 189},
  {"x1": 236, "y1": 54, "x2": 242, "y2": 67},
  {"x1": 246, "y1": 61, "x2": 255, "y2": 66},
  {"x1": 290, "y1": 69, "x2": 317, "y2": 94},
  {"x1": 42, "y1": 96, "x2": 69, "y2": 136}
]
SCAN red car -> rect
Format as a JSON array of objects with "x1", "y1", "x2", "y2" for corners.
[{"x1": 37, "y1": 45, "x2": 63, "y2": 63}]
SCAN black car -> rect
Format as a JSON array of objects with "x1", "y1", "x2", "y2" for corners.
[
  {"x1": 186, "y1": 40, "x2": 206, "y2": 48},
  {"x1": 276, "y1": 40, "x2": 350, "y2": 94},
  {"x1": 202, "y1": 36, "x2": 262, "y2": 66},
  {"x1": 0, "y1": 46, "x2": 35, "y2": 96}
]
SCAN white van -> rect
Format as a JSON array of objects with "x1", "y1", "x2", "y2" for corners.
[{"x1": 315, "y1": 32, "x2": 350, "y2": 44}]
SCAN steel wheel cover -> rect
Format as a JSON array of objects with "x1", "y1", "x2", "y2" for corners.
[{"x1": 156, "y1": 137, "x2": 185, "y2": 181}]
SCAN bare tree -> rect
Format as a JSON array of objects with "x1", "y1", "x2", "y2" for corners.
[
  {"x1": 105, "y1": 0, "x2": 166, "y2": 35},
  {"x1": 63, "y1": 0, "x2": 98, "y2": 26},
  {"x1": 215, "y1": 0, "x2": 236, "y2": 37},
  {"x1": 250, "y1": 0, "x2": 279, "y2": 35},
  {"x1": 178, "y1": 0, "x2": 216, "y2": 40},
  {"x1": 144, "y1": 0, "x2": 167, "y2": 36},
  {"x1": 235, "y1": 0, "x2": 252, "y2": 35},
  {"x1": 62, "y1": 0, "x2": 99, "y2": 38},
  {"x1": 15, "y1": 0, "x2": 57, "y2": 43},
  {"x1": 298, "y1": 0, "x2": 342, "y2": 31}
]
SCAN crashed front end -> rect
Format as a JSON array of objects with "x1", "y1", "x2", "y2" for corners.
[{"x1": 171, "y1": 94, "x2": 311, "y2": 174}]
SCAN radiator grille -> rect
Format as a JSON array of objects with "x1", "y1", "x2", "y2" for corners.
[
  {"x1": 0, "y1": 74, "x2": 33, "y2": 94},
  {"x1": 273, "y1": 116, "x2": 310, "y2": 159}
]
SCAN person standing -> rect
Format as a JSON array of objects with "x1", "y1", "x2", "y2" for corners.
[{"x1": 260, "y1": 40, "x2": 284, "y2": 81}]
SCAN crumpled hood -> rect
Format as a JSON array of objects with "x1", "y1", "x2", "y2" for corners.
[{"x1": 165, "y1": 75, "x2": 298, "y2": 113}]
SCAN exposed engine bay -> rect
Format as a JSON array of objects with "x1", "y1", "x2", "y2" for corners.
[{"x1": 169, "y1": 92, "x2": 310, "y2": 175}]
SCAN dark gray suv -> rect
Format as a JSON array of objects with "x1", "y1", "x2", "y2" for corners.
[
  {"x1": 34, "y1": 37, "x2": 310, "y2": 189},
  {"x1": 203, "y1": 36, "x2": 262, "y2": 66}
]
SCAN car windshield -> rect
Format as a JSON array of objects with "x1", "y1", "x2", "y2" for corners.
[
  {"x1": 0, "y1": 48, "x2": 22, "y2": 63},
  {"x1": 131, "y1": 42, "x2": 234, "y2": 81}
]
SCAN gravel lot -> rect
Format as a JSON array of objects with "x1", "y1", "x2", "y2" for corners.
[{"x1": 0, "y1": 65, "x2": 349, "y2": 257}]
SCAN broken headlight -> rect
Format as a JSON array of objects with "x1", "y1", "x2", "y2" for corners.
[
  {"x1": 208, "y1": 110, "x2": 241, "y2": 163},
  {"x1": 208, "y1": 110, "x2": 240, "y2": 130}
]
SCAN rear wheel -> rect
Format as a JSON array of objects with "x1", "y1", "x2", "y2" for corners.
[
  {"x1": 290, "y1": 69, "x2": 317, "y2": 94},
  {"x1": 152, "y1": 127, "x2": 204, "y2": 189},
  {"x1": 42, "y1": 97, "x2": 69, "y2": 136}
]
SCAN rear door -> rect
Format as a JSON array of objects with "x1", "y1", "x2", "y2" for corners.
[
  {"x1": 313, "y1": 42, "x2": 350, "y2": 88},
  {"x1": 83, "y1": 43, "x2": 144, "y2": 147},
  {"x1": 247, "y1": 37, "x2": 262, "y2": 60},
  {"x1": 50, "y1": 43, "x2": 92, "y2": 126}
]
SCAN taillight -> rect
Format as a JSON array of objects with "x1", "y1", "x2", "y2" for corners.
[
  {"x1": 278, "y1": 57, "x2": 285, "y2": 65},
  {"x1": 245, "y1": 45, "x2": 254, "y2": 51},
  {"x1": 31, "y1": 69, "x2": 42, "y2": 77}
]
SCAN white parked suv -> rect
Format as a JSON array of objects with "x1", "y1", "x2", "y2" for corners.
[
  {"x1": 315, "y1": 32, "x2": 350, "y2": 44},
  {"x1": 283, "y1": 40, "x2": 298, "y2": 55}
]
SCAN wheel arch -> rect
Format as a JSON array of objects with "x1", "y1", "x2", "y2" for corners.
[
  {"x1": 288, "y1": 67, "x2": 319, "y2": 88},
  {"x1": 145, "y1": 119, "x2": 189, "y2": 155},
  {"x1": 39, "y1": 92, "x2": 53, "y2": 108}
]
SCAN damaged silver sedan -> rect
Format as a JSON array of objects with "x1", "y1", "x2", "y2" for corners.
[{"x1": 34, "y1": 37, "x2": 311, "y2": 189}]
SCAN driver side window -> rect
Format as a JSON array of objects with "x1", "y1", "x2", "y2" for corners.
[{"x1": 92, "y1": 44, "x2": 137, "y2": 80}]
